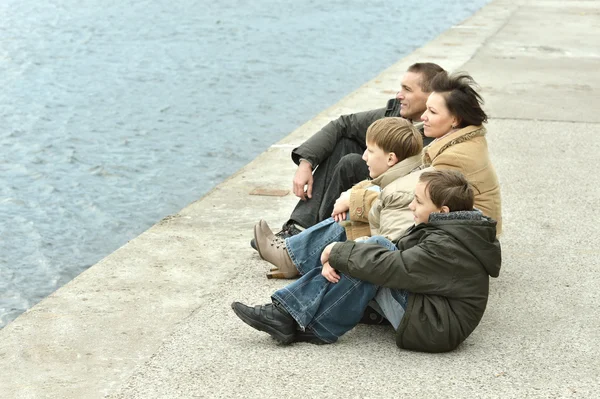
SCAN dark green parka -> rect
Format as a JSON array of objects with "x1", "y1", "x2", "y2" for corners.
[{"x1": 329, "y1": 211, "x2": 501, "y2": 353}]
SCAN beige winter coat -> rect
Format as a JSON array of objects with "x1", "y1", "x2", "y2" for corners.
[
  {"x1": 422, "y1": 125, "x2": 503, "y2": 235},
  {"x1": 344, "y1": 154, "x2": 428, "y2": 241}
]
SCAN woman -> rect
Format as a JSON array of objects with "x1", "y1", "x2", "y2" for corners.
[{"x1": 421, "y1": 71, "x2": 502, "y2": 234}]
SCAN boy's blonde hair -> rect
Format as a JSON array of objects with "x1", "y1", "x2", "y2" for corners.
[
  {"x1": 419, "y1": 170, "x2": 474, "y2": 212},
  {"x1": 365, "y1": 117, "x2": 423, "y2": 162}
]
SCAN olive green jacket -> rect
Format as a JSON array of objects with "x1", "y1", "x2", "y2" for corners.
[
  {"x1": 291, "y1": 101, "x2": 396, "y2": 167},
  {"x1": 292, "y1": 99, "x2": 432, "y2": 167},
  {"x1": 330, "y1": 211, "x2": 501, "y2": 353}
]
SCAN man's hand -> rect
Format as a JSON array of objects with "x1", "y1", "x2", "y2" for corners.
[
  {"x1": 293, "y1": 160, "x2": 313, "y2": 200},
  {"x1": 331, "y1": 190, "x2": 350, "y2": 222}
]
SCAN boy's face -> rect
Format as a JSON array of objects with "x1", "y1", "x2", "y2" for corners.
[
  {"x1": 409, "y1": 181, "x2": 445, "y2": 225},
  {"x1": 362, "y1": 141, "x2": 395, "y2": 179}
]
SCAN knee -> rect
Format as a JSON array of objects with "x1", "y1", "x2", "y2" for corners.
[
  {"x1": 364, "y1": 235, "x2": 394, "y2": 248},
  {"x1": 338, "y1": 153, "x2": 364, "y2": 168},
  {"x1": 333, "y1": 153, "x2": 365, "y2": 175}
]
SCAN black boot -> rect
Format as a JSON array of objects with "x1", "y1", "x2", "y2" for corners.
[
  {"x1": 231, "y1": 301, "x2": 297, "y2": 344},
  {"x1": 359, "y1": 305, "x2": 391, "y2": 326}
]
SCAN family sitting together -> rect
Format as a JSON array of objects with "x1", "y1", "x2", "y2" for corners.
[{"x1": 231, "y1": 63, "x2": 502, "y2": 353}]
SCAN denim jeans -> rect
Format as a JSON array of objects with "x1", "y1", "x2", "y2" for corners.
[
  {"x1": 285, "y1": 217, "x2": 347, "y2": 275},
  {"x1": 273, "y1": 235, "x2": 408, "y2": 343},
  {"x1": 366, "y1": 236, "x2": 409, "y2": 329},
  {"x1": 272, "y1": 268, "x2": 377, "y2": 343}
]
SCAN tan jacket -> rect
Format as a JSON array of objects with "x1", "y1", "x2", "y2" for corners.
[
  {"x1": 344, "y1": 155, "x2": 427, "y2": 241},
  {"x1": 422, "y1": 125, "x2": 503, "y2": 235}
]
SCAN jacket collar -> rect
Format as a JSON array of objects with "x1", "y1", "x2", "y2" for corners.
[
  {"x1": 371, "y1": 154, "x2": 422, "y2": 189},
  {"x1": 429, "y1": 209, "x2": 484, "y2": 223},
  {"x1": 422, "y1": 125, "x2": 486, "y2": 166}
]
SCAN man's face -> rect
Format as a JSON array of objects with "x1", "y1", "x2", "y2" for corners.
[{"x1": 396, "y1": 71, "x2": 429, "y2": 121}]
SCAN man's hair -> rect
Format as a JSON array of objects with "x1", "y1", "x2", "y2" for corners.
[
  {"x1": 407, "y1": 62, "x2": 445, "y2": 93},
  {"x1": 419, "y1": 170, "x2": 474, "y2": 212},
  {"x1": 430, "y1": 71, "x2": 488, "y2": 127},
  {"x1": 366, "y1": 117, "x2": 423, "y2": 162}
]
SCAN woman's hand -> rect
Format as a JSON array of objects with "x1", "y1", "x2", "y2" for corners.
[{"x1": 321, "y1": 262, "x2": 340, "y2": 283}]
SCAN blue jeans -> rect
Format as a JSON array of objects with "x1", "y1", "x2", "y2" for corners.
[
  {"x1": 273, "y1": 235, "x2": 408, "y2": 343},
  {"x1": 285, "y1": 217, "x2": 346, "y2": 275}
]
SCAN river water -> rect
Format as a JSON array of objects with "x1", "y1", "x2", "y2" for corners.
[{"x1": 0, "y1": 0, "x2": 490, "y2": 327}]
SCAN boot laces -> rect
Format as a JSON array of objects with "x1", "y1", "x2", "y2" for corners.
[{"x1": 269, "y1": 236, "x2": 286, "y2": 249}]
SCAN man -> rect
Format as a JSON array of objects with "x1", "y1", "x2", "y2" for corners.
[{"x1": 251, "y1": 62, "x2": 445, "y2": 250}]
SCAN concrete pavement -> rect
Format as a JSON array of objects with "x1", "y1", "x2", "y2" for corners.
[{"x1": 1, "y1": 0, "x2": 599, "y2": 397}]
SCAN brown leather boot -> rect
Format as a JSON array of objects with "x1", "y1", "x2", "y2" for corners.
[{"x1": 254, "y1": 220, "x2": 299, "y2": 279}]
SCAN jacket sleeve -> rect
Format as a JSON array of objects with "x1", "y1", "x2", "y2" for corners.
[
  {"x1": 329, "y1": 232, "x2": 460, "y2": 295},
  {"x1": 291, "y1": 107, "x2": 386, "y2": 167},
  {"x1": 376, "y1": 191, "x2": 415, "y2": 242},
  {"x1": 348, "y1": 184, "x2": 378, "y2": 223}
]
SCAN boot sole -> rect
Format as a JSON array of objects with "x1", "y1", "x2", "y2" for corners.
[
  {"x1": 266, "y1": 269, "x2": 297, "y2": 279},
  {"x1": 231, "y1": 303, "x2": 295, "y2": 344}
]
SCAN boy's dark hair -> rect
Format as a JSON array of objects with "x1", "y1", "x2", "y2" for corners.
[
  {"x1": 407, "y1": 62, "x2": 445, "y2": 93},
  {"x1": 366, "y1": 117, "x2": 423, "y2": 162},
  {"x1": 430, "y1": 71, "x2": 488, "y2": 128},
  {"x1": 419, "y1": 170, "x2": 474, "y2": 212}
]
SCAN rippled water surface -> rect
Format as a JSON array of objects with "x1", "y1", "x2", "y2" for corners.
[{"x1": 0, "y1": 0, "x2": 490, "y2": 327}]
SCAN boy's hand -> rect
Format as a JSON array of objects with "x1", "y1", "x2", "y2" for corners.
[
  {"x1": 322, "y1": 262, "x2": 340, "y2": 283},
  {"x1": 321, "y1": 243, "x2": 340, "y2": 282},
  {"x1": 293, "y1": 161, "x2": 313, "y2": 200},
  {"x1": 320, "y1": 242, "x2": 337, "y2": 266}
]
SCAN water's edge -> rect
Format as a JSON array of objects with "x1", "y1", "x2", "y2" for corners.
[{"x1": 0, "y1": 0, "x2": 516, "y2": 396}]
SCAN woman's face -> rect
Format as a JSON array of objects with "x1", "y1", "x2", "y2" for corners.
[{"x1": 421, "y1": 92, "x2": 458, "y2": 138}]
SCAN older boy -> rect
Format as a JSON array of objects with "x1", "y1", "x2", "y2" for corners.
[
  {"x1": 253, "y1": 117, "x2": 426, "y2": 279},
  {"x1": 232, "y1": 170, "x2": 501, "y2": 353}
]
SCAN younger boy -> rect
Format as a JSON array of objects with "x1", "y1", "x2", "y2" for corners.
[{"x1": 232, "y1": 170, "x2": 501, "y2": 352}]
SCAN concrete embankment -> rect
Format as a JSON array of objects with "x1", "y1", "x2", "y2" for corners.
[{"x1": 1, "y1": 0, "x2": 599, "y2": 397}]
